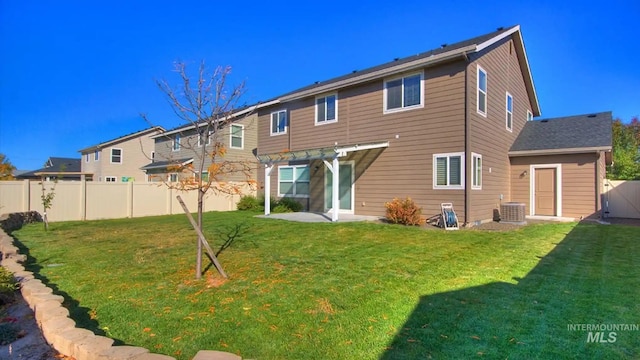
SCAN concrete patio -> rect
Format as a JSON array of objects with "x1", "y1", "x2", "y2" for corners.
[{"x1": 256, "y1": 212, "x2": 381, "y2": 223}]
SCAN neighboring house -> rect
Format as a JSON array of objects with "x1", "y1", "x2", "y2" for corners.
[
  {"x1": 255, "y1": 25, "x2": 611, "y2": 224},
  {"x1": 141, "y1": 112, "x2": 258, "y2": 183},
  {"x1": 78, "y1": 126, "x2": 164, "y2": 182},
  {"x1": 509, "y1": 112, "x2": 612, "y2": 219},
  {"x1": 16, "y1": 157, "x2": 84, "y2": 181}
]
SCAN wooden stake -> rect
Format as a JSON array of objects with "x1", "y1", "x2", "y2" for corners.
[{"x1": 176, "y1": 195, "x2": 228, "y2": 279}]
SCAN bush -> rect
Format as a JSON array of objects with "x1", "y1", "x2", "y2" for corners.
[
  {"x1": 272, "y1": 204, "x2": 292, "y2": 213},
  {"x1": 385, "y1": 197, "x2": 425, "y2": 226},
  {"x1": 276, "y1": 197, "x2": 303, "y2": 212},
  {"x1": 0, "y1": 268, "x2": 17, "y2": 305},
  {"x1": 237, "y1": 195, "x2": 261, "y2": 211}
]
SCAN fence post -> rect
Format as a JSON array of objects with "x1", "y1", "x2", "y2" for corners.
[
  {"x1": 22, "y1": 179, "x2": 30, "y2": 212},
  {"x1": 80, "y1": 175, "x2": 87, "y2": 220},
  {"x1": 127, "y1": 181, "x2": 134, "y2": 218}
]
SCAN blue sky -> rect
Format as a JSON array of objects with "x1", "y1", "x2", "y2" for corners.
[{"x1": 1, "y1": 1, "x2": 638, "y2": 170}]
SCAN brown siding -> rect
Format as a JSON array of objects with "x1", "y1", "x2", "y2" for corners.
[
  {"x1": 258, "y1": 60, "x2": 468, "y2": 219},
  {"x1": 510, "y1": 153, "x2": 600, "y2": 219},
  {"x1": 467, "y1": 38, "x2": 532, "y2": 223}
]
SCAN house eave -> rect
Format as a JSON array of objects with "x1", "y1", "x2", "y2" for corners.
[
  {"x1": 508, "y1": 146, "x2": 612, "y2": 157},
  {"x1": 279, "y1": 46, "x2": 476, "y2": 102},
  {"x1": 154, "y1": 101, "x2": 279, "y2": 139},
  {"x1": 78, "y1": 126, "x2": 165, "y2": 153}
]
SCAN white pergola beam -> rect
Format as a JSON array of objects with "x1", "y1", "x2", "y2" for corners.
[
  {"x1": 331, "y1": 157, "x2": 339, "y2": 222},
  {"x1": 264, "y1": 164, "x2": 273, "y2": 216}
]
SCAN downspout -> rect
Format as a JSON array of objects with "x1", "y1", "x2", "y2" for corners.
[{"x1": 463, "y1": 52, "x2": 471, "y2": 227}]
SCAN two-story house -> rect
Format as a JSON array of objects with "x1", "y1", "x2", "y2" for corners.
[
  {"x1": 256, "y1": 25, "x2": 611, "y2": 224},
  {"x1": 141, "y1": 111, "x2": 258, "y2": 183},
  {"x1": 78, "y1": 126, "x2": 164, "y2": 182}
]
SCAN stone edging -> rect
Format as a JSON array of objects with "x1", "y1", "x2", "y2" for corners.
[{"x1": 0, "y1": 213, "x2": 243, "y2": 360}]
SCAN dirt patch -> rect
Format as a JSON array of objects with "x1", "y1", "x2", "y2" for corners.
[{"x1": 0, "y1": 295, "x2": 61, "y2": 360}]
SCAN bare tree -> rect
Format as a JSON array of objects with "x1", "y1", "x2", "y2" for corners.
[{"x1": 143, "y1": 61, "x2": 257, "y2": 278}]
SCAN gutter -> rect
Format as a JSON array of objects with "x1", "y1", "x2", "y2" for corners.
[{"x1": 508, "y1": 146, "x2": 612, "y2": 157}]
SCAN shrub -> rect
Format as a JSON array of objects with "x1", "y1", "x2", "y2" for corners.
[
  {"x1": 276, "y1": 197, "x2": 303, "y2": 212},
  {"x1": 385, "y1": 197, "x2": 425, "y2": 226},
  {"x1": 0, "y1": 322, "x2": 19, "y2": 345},
  {"x1": 0, "y1": 268, "x2": 17, "y2": 306},
  {"x1": 272, "y1": 204, "x2": 292, "y2": 213},
  {"x1": 237, "y1": 195, "x2": 260, "y2": 211}
]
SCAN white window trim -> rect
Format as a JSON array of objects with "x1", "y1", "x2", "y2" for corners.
[
  {"x1": 529, "y1": 164, "x2": 562, "y2": 217},
  {"x1": 506, "y1": 92, "x2": 513, "y2": 132},
  {"x1": 433, "y1": 152, "x2": 465, "y2": 190},
  {"x1": 383, "y1": 71, "x2": 424, "y2": 114},
  {"x1": 477, "y1": 65, "x2": 487, "y2": 117},
  {"x1": 110, "y1": 148, "x2": 122, "y2": 164},
  {"x1": 85, "y1": 154, "x2": 90, "y2": 163},
  {"x1": 150, "y1": 151, "x2": 155, "y2": 162},
  {"x1": 197, "y1": 130, "x2": 214, "y2": 147},
  {"x1": 315, "y1": 93, "x2": 338, "y2": 125},
  {"x1": 527, "y1": 110, "x2": 533, "y2": 122},
  {"x1": 278, "y1": 165, "x2": 310, "y2": 198},
  {"x1": 173, "y1": 135, "x2": 181, "y2": 151},
  {"x1": 169, "y1": 173, "x2": 178, "y2": 183},
  {"x1": 94, "y1": 150, "x2": 100, "y2": 161},
  {"x1": 230, "y1": 124, "x2": 244, "y2": 149},
  {"x1": 472, "y1": 152, "x2": 482, "y2": 190},
  {"x1": 270, "y1": 109, "x2": 288, "y2": 136},
  {"x1": 105, "y1": 176, "x2": 117, "y2": 182}
]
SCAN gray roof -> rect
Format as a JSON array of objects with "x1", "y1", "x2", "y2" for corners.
[
  {"x1": 140, "y1": 158, "x2": 193, "y2": 171},
  {"x1": 78, "y1": 126, "x2": 164, "y2": 153},
  {"x1": 16, "y1": 157, "x2": 82, "y2": 178},
  {"x1": 510, "y1": 112, "x2": 612, "y2": 154}
]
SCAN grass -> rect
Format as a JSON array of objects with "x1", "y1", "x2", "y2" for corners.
[{"x1": 11, "y1": 212, "x2": 640, "y2": 359}]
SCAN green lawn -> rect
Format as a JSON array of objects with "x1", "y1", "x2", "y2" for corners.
[{"x1": 11, "y1": 212, "x2": 640, "y2": 359}]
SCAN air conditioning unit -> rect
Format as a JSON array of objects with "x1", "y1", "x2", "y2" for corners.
[{"x1": 500, "y1": 202, "x2": 526, "y2": 224}]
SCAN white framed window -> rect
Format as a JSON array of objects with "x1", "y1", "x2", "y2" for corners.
[
  {"x1": 94, "y1": 150, "x2": 100, "y2": 161},
  {"x1": 315, "y1": 93, "x2": 337, "y2": 124},
  {"x1": 230, "y1": 124, "x2": 244, "y2": 149},
  {"x1": 198, "y1": 130, "x2": 214, "y2": 147},
  {"x1": 527, "y1": 110, "x2": 533, "y2": 122},
  {"x1": 150, "y1": 151, "x2": 155, "y2": 162},
  {"x1": 278, "y1": 165, "x2": 310, "y2": 197},
  {"x1": 111, "y1": 148, "x2": 122, "y2": 164},
  {"x1": 433, "y1": 152, "x2": 465, "y2": 189},
  {"x1": 506, "y1": 92, "x2": 513, "y2": 131},
  {"x1": 472, "y1": 153, "x2": 482, "y2": 190},
  {"x1": 271, "y1": 110, "x2": 288, "y2": 135},
  {"x1": 173, "y1": 134, "x2": 181, "y2": 151},
  {"x1": 169, "y1": 173, "x2": 178, "y2": 182},
  {"x1": 85, "y1": 154, "x2": 90, "y2": 163},
  {"x1": 105, "y1": 176, "x2": 117, "y2": 182},
  {"x1": 384, "y1": 71, "x2": 424, "y2": 113},
  {"x1": 477, "y1": 66, "x2": 487, "y2": 116}
]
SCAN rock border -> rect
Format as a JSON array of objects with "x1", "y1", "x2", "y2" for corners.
[{"x1": 0, "y1": 212, "x2": 243, "y2": 360}]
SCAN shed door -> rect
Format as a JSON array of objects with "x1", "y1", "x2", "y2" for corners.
[{"x1": 535, "y1": 168, "x2": 557, "y2": 216}]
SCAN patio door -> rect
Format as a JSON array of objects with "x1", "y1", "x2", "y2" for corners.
[{"x1": 325, "y1": 162, "x2": 354, "y2": 213}]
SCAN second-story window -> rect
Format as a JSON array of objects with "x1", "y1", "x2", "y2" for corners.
[
  {"x1": 111, "y1": 148, "x2": 122, "y2": 164},
  {"x1": 151, "y1": 151, "x2": 155, "y2": 162},
  {"x1": 316, "y1": 94, "x2": 337, "y2": 124},
  {"x1": 477, "y1": 66, "x2": 487, "y2": 116},
  {"x1": 94, "y1": 150, "x2": 100, "y2": 161},
  {"x1": 173, "y1": 134, "x2": 181, "y2": 151},
  {"x1": 527, "y1": 110, "x2": 533, "y2": 122},
  {"x1": 271, "y1": 110, "x2": 287, "y2": 135},
  {"x1": 384, "y1": 72, "x2": 423, "y2": 113},
  {"x1": 85, "y1": 154, "x2": 90, "y2": 163},
  {"x1": 230, "y1": 124, "x2": 244, "y2": 149},
  {"x1": 506, "y1": 92, "x2": 513, "y2": 131}
]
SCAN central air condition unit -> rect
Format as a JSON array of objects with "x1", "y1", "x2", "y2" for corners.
[{"x1": 500, "y1": 202, "x2": 526, "y2": 224}]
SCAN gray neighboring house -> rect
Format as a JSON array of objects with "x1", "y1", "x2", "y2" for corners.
[
  {"x1": 509, "y1": 112, "x2": 612, "y2": 219},
  {"x1": 141, "y1": 111, "x2": 258, "y2": 183},
  {"x1": 16, "y1": 157, "x2": 84, "y2": 181},
  {"x1": 79, "y1": 126, "x2": 164, "y2": 182}
]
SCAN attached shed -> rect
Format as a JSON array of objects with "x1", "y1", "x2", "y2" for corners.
[{"x1": 508, "y1": 112, "x2": 612, "y2": 220}]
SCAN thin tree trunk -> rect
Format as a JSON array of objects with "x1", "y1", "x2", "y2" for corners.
[{"x1": 195, "y1": 188, "x2": 204, "y2": 279}]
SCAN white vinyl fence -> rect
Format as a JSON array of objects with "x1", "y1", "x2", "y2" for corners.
[
  {"x1": 603, "y1": 180, "x2": 640, "y2": 219},
  {"x1": 0, "y1": 180, "x2": 254, "y2": 222}
]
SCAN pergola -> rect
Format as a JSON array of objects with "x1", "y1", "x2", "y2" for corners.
[{"x1": 256, "y1": 141, "x2": 389, "y2": 222}]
